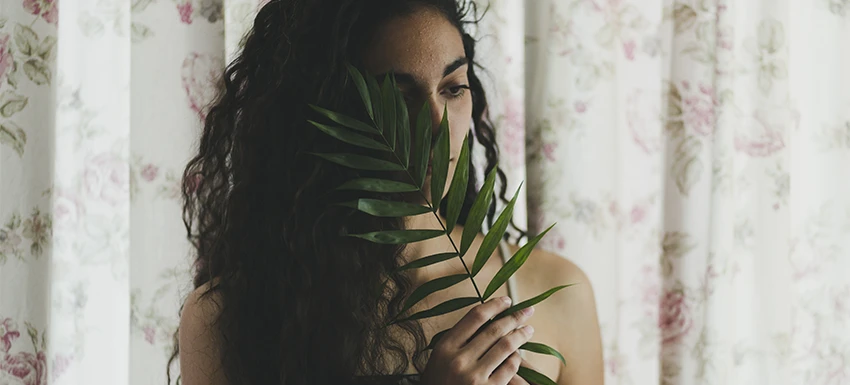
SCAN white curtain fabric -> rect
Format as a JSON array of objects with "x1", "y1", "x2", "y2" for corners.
[{"x1": 0, "y1": 0, "x2": 848, "y2": 384}]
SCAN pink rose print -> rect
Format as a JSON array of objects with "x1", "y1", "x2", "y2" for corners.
[
  {"x1": 53, "y1": 191, "x2": 85, "y2": 230},
  {"x1": 639, "y1": 265, "x2": 661, "y2": 306},
  {"x1": 84, "y1": 153, "x2": 130, "y2": 206},
  {"x1": 141, "y1": 164, "x2": 159, "y2": 182},
  {"x1": 701, "y1": 264, "x2": 721, "y2": 297},
  {"x1": 502, "y1": 98, "x2": 523, "y2": 132},
  {"x1": 51, "y1": 354, "x2": 73, "y2": 382},
  {"x1": 630, "y1": 205, "x2": 646, "y2": 224},
  {"x1": 734, "y1": 107, "x2": 798, "y2": 157},
  {"x1": 499, "y1": 98, "x2": 525, "y2": 167},
  {"x1": 143, "y1": 326, "x2": 156, "y2": 344},
  {"x1": 682, "y1": 84, "x2": 717, "y2": 136},
  {"x1": 608, "y1": 201, "x2": 620, "y2": 216},
  {"x1": 547, "y1": 3, "x2": 575, "y2": 57},
  {"x1": 181, "y1": 53, "x2": 223, "y2": 122},
  {"x1": 177, "y1": 1, "x2": 193, "y2": 24},
  {"x1": 540, "y1": 229, "x2": 566, "y2": 252},
  {"x1": 606, "y1": 354, "x2": 625, "y2": 377},
  {"x1": 0, "y1": 35, "x2": 11, "y2": 87},
  {"x1": 0, "y1": 351, "x2": 47, "y2": 385},
  {"x1": 717, "y1": 26, "x2": 734, "y2": 50},
  {"x1": 534, "y1": 215, "x2": 566, "y2": 251},
  {"x1": 659, "y1": 289, "x2": 692, "y2": 345},
  {"x1": 623, "y1": 39, "x2": 637, "y2": 61},
  {"x1": 22, "y1": 0, "x2": 57, "y2": 25},
  {"x1": 542, "y1": 143, "x2": 557, "y2": 162},
  {"x1": 574, "y1": 101, "x2": 587, "y2": 113},
  {"x1": 626, "y1": 89, "x2": 664, "y2": 154},
  {"x1": 0, "y1": 318, "x2": 20, "y2": 353}
]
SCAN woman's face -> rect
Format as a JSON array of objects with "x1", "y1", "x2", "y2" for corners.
[{"x1": 361, "y1": 6, "x2": 473, "y2": 203}]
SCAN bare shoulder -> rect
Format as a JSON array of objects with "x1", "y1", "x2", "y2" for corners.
[
  {"x1": 505, "y1": 244, "x2": 592, "y2": 300},
  {"x1": 179, "y1": 281, "x2": 228, "y2": 385},
  {"x1": 508, "y1": 245, "x2": 605, "y2": 385}
]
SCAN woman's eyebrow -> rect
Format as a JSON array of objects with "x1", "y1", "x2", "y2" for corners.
[
  {"x1": 374, "y1": 57, "x2": 470, "y2": 87},
  {"x1": 441, "y1": 57, "x2": 468, "y2": 77}
]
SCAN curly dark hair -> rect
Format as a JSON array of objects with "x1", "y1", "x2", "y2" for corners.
[{"x1": 166, "y1": 0, "x2": 525, "y2": 384}]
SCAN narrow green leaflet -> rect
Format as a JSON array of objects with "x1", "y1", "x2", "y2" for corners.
[
  {"x1": 395, "y1": 82, "x2": 411, "y2": 168},
  {"x1": 430, "y1": 104, "x2": 450, "y2": 211},
  {"x1": 308, "y1": 120, "x2": 388, "y2": 151},
  {"x1": 338, "y1": 199, "x2": 430, "y2": 217},
  {"x1": 460, "y1": 167, "x2": 497, "y2": 255},
  {"x1": 412, "y1": 101, "x2": 432, "y2": 188},
  {"x1": 517, "y1": 366, "x2": 557, "y2": 385},
  {"x1": 392, "y1": 297, "x2": 479, "y2": 324},
  {"x1": 399, "y1": 273, "x2": 468, "y2": 316},
  {"x1": 336, "y1": 178, "x2": 418, "y2": 193},
  {"x1": 483, "y1": 223, "x2": 556, "y2": 300},
  {"x1": 396, "y1": 252, "x2": 457, "y2": 272},
  {"x1": 424, "y1": 329, "x2": 450, "y2": 350},
  {"x1": 381, "y1": 74, "x2": 396, "y2": 150},
  {"x1": 350, "y1": 229, "x2": 445, "y2": 244},
  {"x1": 472, "y1": 183, "x2": 521, "y2": 277},
  {"x1": 444, "y1": 135, "x2": 470, "y2": 233},
  {"x1": 519, "y1": 342, "x2": 566, "y2": 367},
  {"x1": 346, "y1": 63, "x2": 373, "y2": 120},
  {"x1": 366, "y1": 73, "x2": 383, "y2": 129},
  {"x1": 309, "y1": 105, "x2": 376, "y2": 134},
  {"x1": 311, "y1": 153, "x2": 403, "y2": 171},
  {"x1": 495, "y1": 284, "x2": 574, "y2": 320}
]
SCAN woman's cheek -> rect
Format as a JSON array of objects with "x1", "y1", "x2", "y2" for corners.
[
  {"x1": 448, "y1": 105, "x2": 473, "y2": 156},
  {"x1": 448, "y1": 124, "x2": 467, "y2": 158}
]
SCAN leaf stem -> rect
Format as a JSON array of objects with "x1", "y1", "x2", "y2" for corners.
[
  {"x1": 376, "y1": 125, "x2": 485, "y2": 306},
  {"x1": 425, "y1": 205, "x2": 484, "y2": 303}
]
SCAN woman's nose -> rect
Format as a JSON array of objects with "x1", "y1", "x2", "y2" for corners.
[
  {"x1": 429, "y1": 100, "x2": 445, "y2": 137},
  {"x1": 406, "y1": 98, "x2": 445, "y2": 137}
]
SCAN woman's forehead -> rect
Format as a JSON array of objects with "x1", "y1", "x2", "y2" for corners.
[{"x1": 361, "y1": 7, "x2": 466, "y2": 83}]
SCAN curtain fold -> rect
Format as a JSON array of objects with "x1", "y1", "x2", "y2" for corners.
[{"x1": 0, "y1": 0, "x2": 847, "y2": 384}]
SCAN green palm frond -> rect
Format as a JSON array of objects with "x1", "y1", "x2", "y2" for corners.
[{"x1": 307, "y1": 63, "x2": 571, "y2": 384}]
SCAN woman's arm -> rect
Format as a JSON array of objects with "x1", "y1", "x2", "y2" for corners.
[
  {"x1": 550, "y1": 258, "x2": 604, "y2": 385},
  {"x1": 179, "y1": 284, "x2": 229, "y2": 385}
]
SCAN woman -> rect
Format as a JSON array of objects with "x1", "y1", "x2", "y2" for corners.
[{"x1": 170, "y1": 0, "x2": 604, "y2": 384}]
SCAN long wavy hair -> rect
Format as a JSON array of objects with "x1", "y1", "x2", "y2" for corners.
[{"x1": 167, "y1": 0, "x2": 524, "y2": 384}]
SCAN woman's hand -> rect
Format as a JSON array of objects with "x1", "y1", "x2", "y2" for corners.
[{"x1": 420, "y1": 296, "x2": 534, "y2": 385}]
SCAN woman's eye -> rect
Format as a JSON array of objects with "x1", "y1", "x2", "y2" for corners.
[{"x1": 445, "y1": 85, "x2": 470, "y2": 99}]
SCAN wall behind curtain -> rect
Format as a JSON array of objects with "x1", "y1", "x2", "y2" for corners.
[{"x1": 0, "y1": 0, "x2": 848, "y2": 384}]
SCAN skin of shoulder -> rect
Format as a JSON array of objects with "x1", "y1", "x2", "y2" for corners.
[
  {"x1": 509, "y1": 245, "x2": 606, "y2": 385},
  {"x1": 177, "y1": 249, "x2": 605, "y2": 385},
  {"x1": 178, "y1": 282, "x2": 228, "y2": 385}
]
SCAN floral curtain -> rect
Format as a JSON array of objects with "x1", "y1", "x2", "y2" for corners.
[{"x1": 0, "y1": 0, "x2": 848, "y2": 384}]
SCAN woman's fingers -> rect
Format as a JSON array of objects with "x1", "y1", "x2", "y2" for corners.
[
  {"x1": 465, "y1": 305, "x2": 534, "y2": 359},
  {"x1": 440, "y1": 296, "x2": 512, "y2": 350},
  {"x1": 478, "y1": 324, "x2": 534, "y2": 375},
  {"x1": 488, "y1": 351, "x2": 523, "y2": 385}
]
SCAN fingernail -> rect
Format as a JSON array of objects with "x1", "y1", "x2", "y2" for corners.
[
  {"x1": 500, "y1": 296, "x2": 512, "y2": 305},
  {"x1": 521, "y1": 306, "x2": 535, "y2": 316},
  {"x1": 521, "y1": 325, "x2": 534, "y2": 336}
]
